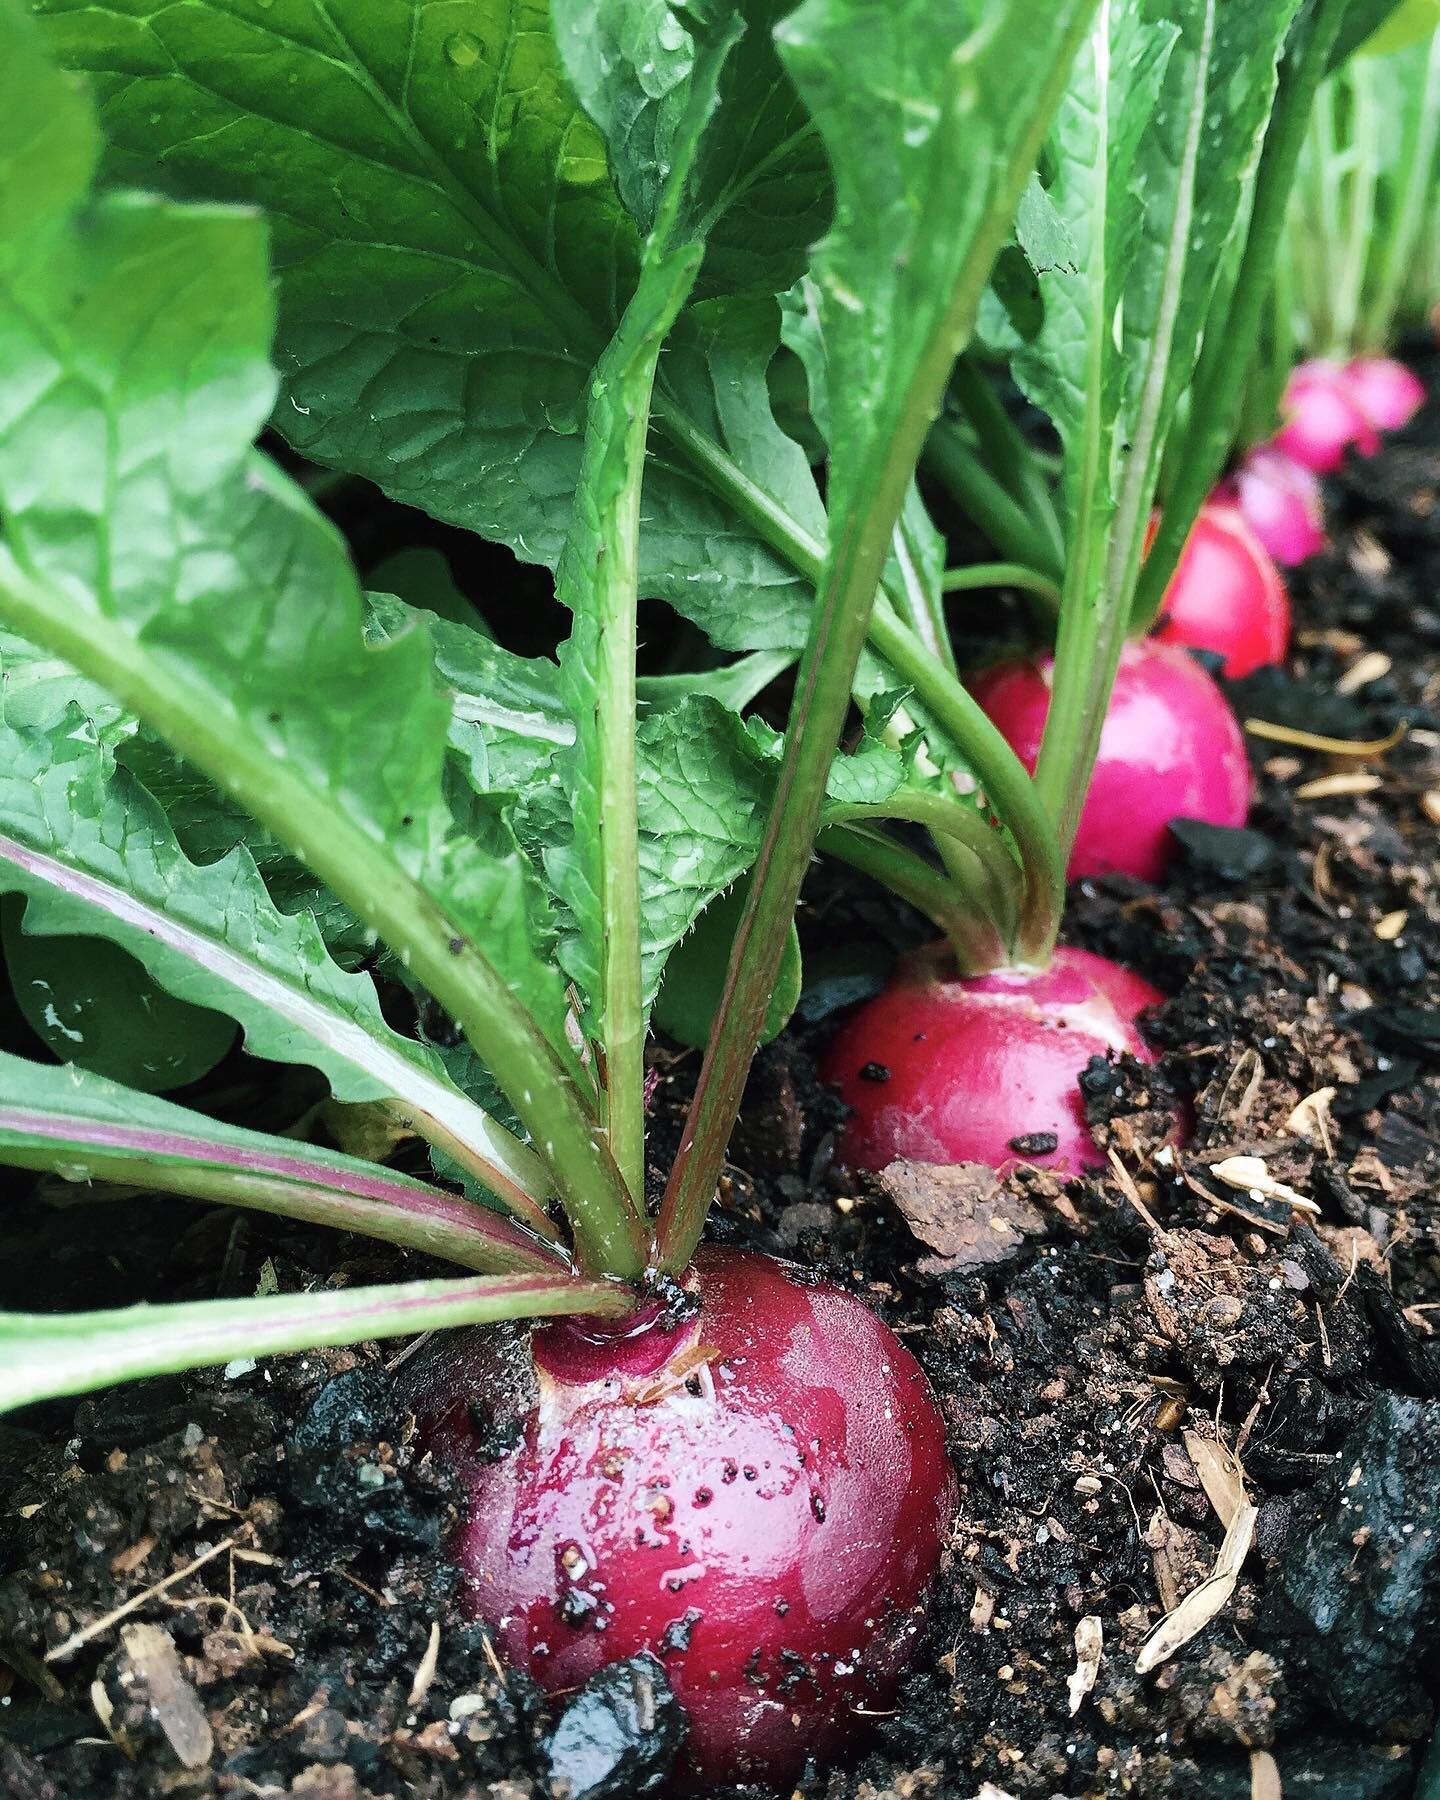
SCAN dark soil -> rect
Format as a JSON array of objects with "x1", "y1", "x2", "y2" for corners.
[{"x1": 4, "y1": 355, "x2": 1440, "y2": 1799}]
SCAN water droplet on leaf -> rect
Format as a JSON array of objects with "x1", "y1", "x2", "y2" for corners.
[{"x1": 445, "y1": 30, "x2": 481, "y2": 68}]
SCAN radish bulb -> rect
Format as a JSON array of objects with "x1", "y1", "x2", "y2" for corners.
[
  {"x1": 1273, "y1": 358, "x2": 1380, "y2": 473},
  {"x1": 1230, "y1": 448, "x2": 1326, "y2": 567},
  {"x1": 423, "y1": 1248, "x2": 956, "y2": 1789},
  {"x1": 972, "y1": 639, "x2": 1251, "y2": 884},
  {"x1": 1152, "y1": 501, "x2": 1291, "y2": 677},
  {"x1": 1342, "y1": 356, "x2": 1426, "y2": 433},
  {"x1": 824, "y1": 944, "x2": 1165, "y2": 1176}
]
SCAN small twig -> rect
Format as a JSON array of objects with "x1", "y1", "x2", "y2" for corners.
[
  {"x1": 330, "y1": 1567, "x2": 388, "y2": 1607},
  {"x1": 1335, "y1": 1234, "x2": 1361, "y2": 1306},
  {"x1": 478, "y1": 1628, "x2": 507, "y2": 1687},
  {"x1": 1244, "y1": 716, "x2": 1406, "y2": 756},
  {"x1": 45, "y1": 1535, "x2": 242, "y2": 1663},
  {"x1": 1108, "y1": 1151, "x2": 1161, "y2": 1233}
]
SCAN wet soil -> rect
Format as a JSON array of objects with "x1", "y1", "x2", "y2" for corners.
[{"x1": 3, "y1": 355, "x2": 1440, "y2": 1798}]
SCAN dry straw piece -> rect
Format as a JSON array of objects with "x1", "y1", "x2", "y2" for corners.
[{"x1": 1135, "y1": 1503, "x2": 1258, "y2": 1675}]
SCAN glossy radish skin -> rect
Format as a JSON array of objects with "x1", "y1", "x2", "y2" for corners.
[
  {"x1": 425, "y1": 1248, "x2": 956, "y2": 1789},
  {"x1": 973, "y1": 640, "x2": 1251, "y2": 883},
  {"x1": 1151, "y1": 502, "x2": 1290, "y2": 677},
  {"x1": 1343, "y1": 356, "x2": 1426, "y2": 433},
  {"x1": 1230, "y1": 447, "x2": 1325, "y2": 566},
  {"x1": 824, "y1": 944, "x2": 1163, "y2": 1176},
  {"x1": 1273, "y1": 358, "x2": 1380, "y2": 473}
]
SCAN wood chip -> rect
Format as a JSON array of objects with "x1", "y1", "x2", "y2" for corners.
[
  {"x1": 1206, "y1": 1155, "x2": 1319, "y2": 1214},
  {"x1": 1135, "y1": 1503, "x2": 1258, "y2": 1675},
  {"x1": 1335, "y1": 650, "x2": 1391, "y2": 695},
  {"x1": 1181, "y1": 1428, "x2": 1249, "y2": 1529},
  {"x1": 1284, "y1": 1088, "x2": 1336, "y2": 1154},
  {"x1": 110, "y1": 1534, "x2": 158, "y2": 1577},
  {"x1": 1250, "y1": 1749, "x2": 1283, "y2": 1800},
  {"x1": 90, "y1": 1678, "x2": 131, "y2": 1757},
  {"x1": 1374, "y1": 909, "x2": 1408, "y2": 941},
  {"x1": 878, "y1": 1161, "x2": 1046, "y2": 1273},
  {"x1": 1294, "y1": 771, "x2": 1382, "y2": 800},
  {"x1": 1423, "y1": 791, "x2": 1440, "y2": 827},
  {"x1": 1067, "y1": 1616, "x2": 1103, "y2": 1716},
  {"x1": 116, "y1": 1623, "x2": 214, "y2": 1770},
  {"x1": 407, "y1": 1620, "x2": 441, "y2": 1710},
  {"x1": 1244, "y1": 717, "x2": 1406, "y2": 756}
]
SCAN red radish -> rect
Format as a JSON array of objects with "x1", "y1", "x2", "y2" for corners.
[
  {"x1": 1151, "y1": 501, "x2": 1290, "y2": 677},
  {"x1": 1230, "y1": 446, "x2": 1326, "y2": 567},
  {"x1": 824, "y1": 943, "x2": 1164, "y2": 1176},
  {"x1": 1273, "y1": 358, "x2": 1379, "y2": 473},
  {"x1": 972, "y1": 639, "x2": 1251, "y2": 884},
  {"x1": 424, "y1": 1248, "x2": 956, "y2": 1789},
  {"x1": 1342, "y1": 356, "x2": 1426, "y2": 433}
]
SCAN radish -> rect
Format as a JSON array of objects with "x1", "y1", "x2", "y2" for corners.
[
  {"x1": 972, "y1": 640, "x2": 1251, "y2": 883},
  {"x1": 1151, "y1": 501, "x2": 1291, "y2": 677},
  {"x1": 1230, "y1": 447, "x2": 1326, "y2": 567},
  {"x1": 823, "y1": 943, "x2": 1163, "y2": 1176},
  {"x1": 423, "y1": 1248, "x2": 956, "y2": 1788},
  {"x1": 1342, "y1": 356, "x2": 1426, "y2": 433},
  {"x1": 1273, "y1": 358, "x2": 1380, "y2": 474}
]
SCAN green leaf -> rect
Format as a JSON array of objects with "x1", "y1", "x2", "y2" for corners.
[
  {"x1": 365, "y1": 592, "x2": 571, "y2": 801},
  {"x1": 1021, "y1": 0, "x2": 1304, "y2": 855},
  {"x1": 0, "y1": 627, "x2": 128, "y2": 747},
  {"x1": 0, "y1": 14, "x2": 640, "y2": 1267},
  {"x1": 546, "y1": 9, "x2": 745, "y2": 1200},
  {"x1": 653, "y1": 879, "x2": 801, "y2": 1051},
  {"x1": 0, "y1": 713, "x2": 552, "y2": 1225},
  {"x1": 2, "y1": 910, "x2": 235, "y2": 1093},
  {"x1": 1359, "y1": 0, "x2": 1440, "y2": 52},
  {"x1": 0, "y1": 0, "x2": 97, "y2": 242},
  {"x1": 636, "y1": 649, "x2": 793, "y2": 715},
  {"x1": 38, "y1": 0, "x2": 824, "y2": 645},
  {"x1": 1116, "y1": 0, "x2": 1304, "y2": 563},
  {"x1": 0, "y1": 1270, "x2": 627, "y2": 1415},
  {"x1": 0, "y1": 1049, "x2": 563, "y2": 1274},
  {"x1": 114, "y1": 734, "x2": 379, "y2": 969},
  {"x1": 370, "y1": 547, "x2": 485, "y2": 631},
  {"x1": 551, "y1": 0, "x2": 829, "y2": 295},
  {"x1": 1010, "y1": 12, "x2": 1176, "y2": 555},
  {"x1": 650, "y1": 293, "x2": 827, "y2": 651},
  {"x1": 657, "y1": 0, "x2": 1095, "y2": 1264},
  {"x1": 1332, "y1": 0, "x2": 1426, "y2": 63}
]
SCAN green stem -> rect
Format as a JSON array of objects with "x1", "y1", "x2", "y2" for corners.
[
  {"x1": 652, "y1": 392, "x2": 827, "y2": 583},
  {"x1": 923, "y1": 417, "x2": 1063, "y2": 576},
  {"x1": 560, "y1": 240, "x2": 704, "y2": 1211},
  {"x1": 1333, "y1": 63, "x2": 1378, "y2": 356},
  {"x1": 868, "y1": 605, "x2": 1063, "y2": 963},
  {"x1": 891, "y1": 513, "x2": 957, "y2": 678},
  {"x1": 654, "y1": 0, "x2": 1093, "y2": 1270},
  {"x1": 1312, "y1": 78, "x2": 1344, "y2": 355},
  {"x1": 0, "y1": 550, "x2": 648, "y2": 1281},
  {"x1": 653, "y1": 393, "x2": 1060, "y2": 951},
  {"x1": 950, "y1": 359, "x2": 1066, "y2": 569},
  {"x1": 1129, "y1": 0, "x2": 1352, "y2": 632},
  {"x1": 0, "y1": 1273, "x2": 630, "y2": 1415},
  {"x1": 1361, "y1": 31, "x2": 1440, "y2": 349},
  {"x1": 0, "y1": 1141, "x2": 565, "y2": 1276},
  {"x1": 818, "y1": 823, "x2": 1008, "y2": 973},
  {"x1": 824, "y1": 787, "x2": 1020, "y2": 939},
  {"x1": 942, "y1": 561, "x2": 1062, "y2": 608}
]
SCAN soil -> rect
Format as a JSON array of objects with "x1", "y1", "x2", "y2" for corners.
[{"x1": 4, "y1": 351, "x2": 1440, "y2": 1800}]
